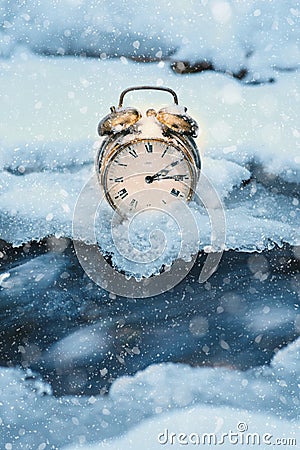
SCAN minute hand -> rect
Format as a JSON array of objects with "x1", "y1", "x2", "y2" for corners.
[{"x1": 147, "y1": 159, "x2": 183, "y2": 182}]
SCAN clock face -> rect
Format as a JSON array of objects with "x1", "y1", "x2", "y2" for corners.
[{"x1": 102, "y1": 139, "x2": 196, "y2": 215}]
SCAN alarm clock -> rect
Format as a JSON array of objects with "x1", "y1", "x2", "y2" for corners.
[{"x1": 95, "y1": 86, "x2": 201, "y2": 216}]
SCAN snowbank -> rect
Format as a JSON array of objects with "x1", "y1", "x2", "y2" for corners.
[
  {"x1": 1, "y1": 1, "x2": 300, "y2": 82},
  {"x1": 0, "y1": 338, "x2": 299, "y2": 449},
  {"x1": 66, "y1": 408, "x2": 299, "y2": 450}
]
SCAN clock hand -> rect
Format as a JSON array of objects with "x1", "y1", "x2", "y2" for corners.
[
  {"x1": 151, "y1": 174, "x2": 188, "y2": 182},
  {"x1": 145, "y1": 159, "x2": 183, "y2": 184}
]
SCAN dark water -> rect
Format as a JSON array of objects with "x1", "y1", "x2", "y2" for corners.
[{"x1": 0, "y1": 238, "x2": 299, "y2": 396}]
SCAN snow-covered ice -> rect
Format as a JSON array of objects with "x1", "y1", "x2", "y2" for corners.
[
  {"x1": 0, "y1": 54, "x2": 299, "y2": 272},
  {"x1": 0, "y1": 338, "x2": 299, "y2": 449}
]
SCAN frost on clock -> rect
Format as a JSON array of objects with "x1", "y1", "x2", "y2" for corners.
[{"x1": 94, "y1": 201, "x2": 201, "y2": 279}]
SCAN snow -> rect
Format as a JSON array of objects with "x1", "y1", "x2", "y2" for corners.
[
  {"x1": 0, "y1": 2, "x2": 299, "y2": 448},
  {"x1": 0, "y1": 338, "x2": 299, "y2": 449},
  {"x1": 65, "y1": 409, "x2": 298, "y2": 450},
  {"x1": 1, "y1": 1, "x2": 300, "y2": 82}
]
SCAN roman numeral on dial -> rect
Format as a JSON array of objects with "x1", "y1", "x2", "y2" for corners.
[
  {"x1": 161, "y1": 147, "x2": 168, "y2": 158},
  {"x1": 115, "y1": 188, "x2": 128, "y2": 199},
  {"x1": 109, "y1": 177, "x2": 124, "y2": 183},
  {"x1": 145, "y1": 142, "x2": 153, "y2": 153},
  {"x1": 129, "y1": 199, "x2": 138, "y2": 209},
  {"x1": 128, "y1": 147, "x2": 138, "y2": 158},
  {"x1": 170, "y1": 188, "x2": 180, "y2": 197},
  {"x1": 115, "y1": 159, "x2": 127, "y2": 167}
]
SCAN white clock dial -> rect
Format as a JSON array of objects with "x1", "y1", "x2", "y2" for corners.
[{"x1": 102, "y1": 139, "x2": 196, "y2": 215}]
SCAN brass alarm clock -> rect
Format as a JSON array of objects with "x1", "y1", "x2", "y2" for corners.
[{"x1": 95, "y1": 86, "x2": 201, "y2": 216}]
